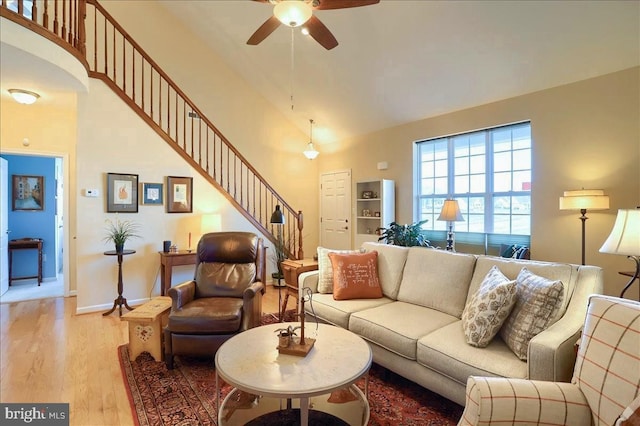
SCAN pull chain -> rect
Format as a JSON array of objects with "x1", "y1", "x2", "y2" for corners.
[{"x1": 290, "y1": 27, "x2": 295, "y2": 110}]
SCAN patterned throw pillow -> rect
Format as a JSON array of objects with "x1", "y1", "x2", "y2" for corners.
[
  {"x1": 499, "y1": 268, "x2": 564, "y2": 360},
  {"x1": 317, "y1": 247, "x2": 364, "y2": 293},
  {"x1": 462, "y1": 266, "x2": 517, "y2": 348},
  {"x1": 329, "y1": 251, "x2": 383, "y2": 300}
]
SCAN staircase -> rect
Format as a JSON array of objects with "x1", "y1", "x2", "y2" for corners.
[{"x1": 1, "y1": 0, "x2": 305, "y2": 259}]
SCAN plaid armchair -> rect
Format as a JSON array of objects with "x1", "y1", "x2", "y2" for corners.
[{"x1": 458, "y1": 294, "x2": 640, "y2": 425}]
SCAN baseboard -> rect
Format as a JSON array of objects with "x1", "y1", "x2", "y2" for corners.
[{"x1": 75, "y1": 297, "x2": 151, "y2": 315}]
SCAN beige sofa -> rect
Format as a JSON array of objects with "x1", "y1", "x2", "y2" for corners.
[{"x1": 299, "y1": 242, "x2": 603, "y2": 406}]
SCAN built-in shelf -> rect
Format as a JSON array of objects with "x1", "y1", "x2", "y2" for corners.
[{"x1": 354, "y1": 179, "x2": 395, "y2": 247}]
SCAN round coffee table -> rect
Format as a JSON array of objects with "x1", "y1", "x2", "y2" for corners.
[{"x1": 215, "y1": 322, "x2": 372, "y2": 426}]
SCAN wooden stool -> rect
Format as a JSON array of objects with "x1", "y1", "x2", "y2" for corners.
[{"x1": 121, "y1": 296, "x2": 172, "y2": 362}]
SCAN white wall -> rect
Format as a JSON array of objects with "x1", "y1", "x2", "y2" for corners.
[{"x1": 75, "y1": 80, "x2": 276, "y2": 313}]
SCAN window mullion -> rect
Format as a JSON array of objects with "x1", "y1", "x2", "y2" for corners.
[{"x1": 485, "y1": 131, "x2": 493, "y2": 233}]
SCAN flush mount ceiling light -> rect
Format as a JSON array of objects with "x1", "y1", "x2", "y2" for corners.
[
  {"x1": 8, "y1": 89, "x2": 40, "y2": 105},
  {"x1": 273, "y1": 0, "x2": 313, "y2": 27},
  {"x1": 303, "y1": 119, "x2": 319, "y2": 160}
]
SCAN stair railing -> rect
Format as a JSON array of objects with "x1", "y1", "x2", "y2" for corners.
[{"x1": 1, "y1": 0, "x2": 305, "y2": 260}]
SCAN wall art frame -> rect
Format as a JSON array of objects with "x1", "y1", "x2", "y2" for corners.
[
  {"x1": 106, "y1": 172, "x2": 139, "y2": 213},
  {"x1": 12, "y1": 174, "x2": 44, "y2": 211},
  {"x1": 141, "y1": 182, "x2": 164, "y2": 205},
  {"x1": 167, "y1": 176, "x2": 193, "y2": 213}
]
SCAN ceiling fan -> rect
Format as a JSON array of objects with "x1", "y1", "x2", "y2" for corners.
[{"x1": 247, "y1": 0, "x2": 380, "y2": 50}]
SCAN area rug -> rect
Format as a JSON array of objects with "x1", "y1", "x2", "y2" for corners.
[{"x1": 119, "y1": 312, "x2": 463, "y2": 425}]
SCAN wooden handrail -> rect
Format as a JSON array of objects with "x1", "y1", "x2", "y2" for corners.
[{"x1": 1, "y1": 0, "x2": 304, "y2": 260}]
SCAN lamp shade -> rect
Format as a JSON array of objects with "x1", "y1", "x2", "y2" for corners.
[
  {"x1": 273, "y1": 1, "x2": 312, "y2": 27},
  {"x1": 559, "y1": 189, "x2": 609, "y2": 210},
  {"x1": 438, "y1": 199, "x2": 464, "y2": 222},
  {"x1": 8, "y1": 89, "x2": 39, "y2": 105},
  {"x1": 599, "y1": 209, "x2": 640, "y2": 256},
  {"x1": 200, "y1": 214, "x2": 222, "y2": 236},
  {"x1": 270, "y1": 205, "x2": 285, "y2": 224}
]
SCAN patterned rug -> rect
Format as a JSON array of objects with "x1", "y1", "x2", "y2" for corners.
[{"x1": 118, "y1": 313, "x2": 463, "y2": 425}]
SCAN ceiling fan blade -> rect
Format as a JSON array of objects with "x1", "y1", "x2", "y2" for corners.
[
  {"x1": 305, "y1": 15, "x2": 338, "y2": 50},
  {"x1": 314, "y1": 0, "x2": 380, "y2": 10},
  {"x1": 251, "y1": 0, "x2": 271, "y2": 3},
  {"x1": 247, "y1": 16, "x2": 281, "y2": 45}
]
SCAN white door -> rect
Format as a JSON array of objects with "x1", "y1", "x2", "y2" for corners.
[
  {"x1": 320, "y1": 170, "x2": 351, "y2": 249},
  {"x1": 1, "y1": 158, "x2": 9, "y2": 296},
  {"x1": 55, "y1": 158, "x2": 63, "y2": 273}
]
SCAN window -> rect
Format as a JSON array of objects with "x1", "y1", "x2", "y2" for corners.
[{"x1": 415, "y1": 122, "x2": 531, "y2": 241}]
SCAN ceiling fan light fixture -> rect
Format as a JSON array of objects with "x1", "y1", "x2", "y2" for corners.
[
  {"x1": 274, "y1": 1, "x2": 312, "y2": 27},
  {"x1": 8, "y1": 88, "x2": 40, "y2": 105}
]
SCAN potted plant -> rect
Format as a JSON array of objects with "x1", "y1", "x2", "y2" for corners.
[
  {"x1": 103, "y1": 217, "x2": 140, "y2": 253},
  {"x1": 271, "y1": 236, "x2": 288, "y2": 280},
  {"x1": 274, "y1": 325, "x2": 300, "y2": 348},
  {"x1": 378, "y1": 220, "x2": 432, "y2": 247}
]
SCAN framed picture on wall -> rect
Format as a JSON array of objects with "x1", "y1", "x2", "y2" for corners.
[
  {"x1": 106, "y1": 172, "x2": 139, "y2": 213},
  {"x1": 141, "y1": 182, "x2": 163, "y2": 205},
  {"x1": 12, "y1": 175, "x2": 44, "y2": 211},
  {"x1": 167, "y1": 176, "x2": 193, "y2": 213}
]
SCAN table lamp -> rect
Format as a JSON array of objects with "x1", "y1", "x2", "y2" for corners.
[
  {"x1": 438, "y1": 199, "x2": 464, "y2": 251},
  {"x1": 599, "y1": 208, "x2": 640, "y2": 299},
  {"x1": 200, "y1": 214, "x2": 222, "y2": 239},
  {"x1": 559, "y1": 189, "x2": 609, "y2": 265}
]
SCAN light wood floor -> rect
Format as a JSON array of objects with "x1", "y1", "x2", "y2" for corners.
[{"x1": 0, "y1": 285, "x2": 283, "y2": 426}]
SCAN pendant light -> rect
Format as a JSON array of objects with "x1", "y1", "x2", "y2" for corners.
[{"x1": 303, "y1": 119, "x2": 319, "y2": 160}]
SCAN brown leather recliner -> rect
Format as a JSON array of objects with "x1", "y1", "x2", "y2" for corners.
[{"x1": 164, "y1": 231, "x2": 266, "y2": 369}]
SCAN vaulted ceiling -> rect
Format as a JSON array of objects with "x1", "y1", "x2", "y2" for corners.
[{"x1": 158, "y1": 0, "x2": 640, "y2": 145}]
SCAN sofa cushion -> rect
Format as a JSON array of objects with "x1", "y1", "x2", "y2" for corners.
[
  {"x1": 462, "y1": 266, "x2": 517, "y2": 348},
  {"x1": 361, "y1": 242, "x2": 409, "y2": 299},
  {"x1": 467, "y1": 256, "x2": 577, "y2": 321},
  {"x1": 349, "y1": 302, "x2": 458, "y2": 360},
  {"x1": 329, "y1": 251, "x2": 383, "y2": 300},
  {"x1": 397, "y1": 248, "x2": 477, "y2": 318},
  {"x1": 304, "y1": 293, "x2": 393, "y2": 329},
  {"x1": 499, "y1": 268, "x2": 564, "y2": 361},
  {"x1": 317, "y1": 247, "x2": 364, "y2": 294},
  {"x1": 417, "y1": 321, "x2": 528, "y2": 387}
]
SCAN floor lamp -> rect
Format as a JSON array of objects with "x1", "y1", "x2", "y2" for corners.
[
  {"x1": 438, "y1": 199, "x2": 464, "y2": 252},
  {"x1": 559, "y1": 189, "x2": 609, "y2": 265},
  {"x1": 270, "y1": 205, "x2": 285, "y2": 322},
  {"x1": 599, "y1": 208, "x2": 640, "y2": 300}
]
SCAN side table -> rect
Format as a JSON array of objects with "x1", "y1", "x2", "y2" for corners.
[
  {"x1": 280, "y1": 258, "x2": 318, "y2": 318},
  {"x1": 121, "y1": 296, "x2": 172, "y2": 361},
  {"x1": 8, "y1": 238, "x2": 43, "y2": 286},
  {"x1": 158, "y1": 251, "x2": 197, "y2": 295},
  {"x1": 103, "y1": 249, "x2": 136, "y2": 317}
]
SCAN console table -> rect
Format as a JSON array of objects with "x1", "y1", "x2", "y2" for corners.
[
  {"x1": 8, "y1": 238, "x2": 43, "y2": 286},
  {"x1": 158, "y1": 251, "x2": 197, "y2": 296},
  {"x1": 103, "y1": 249, "x2": 136, "y2": 317}
]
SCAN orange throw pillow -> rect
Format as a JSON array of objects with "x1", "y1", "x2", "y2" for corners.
[{"x1": 328, "y1": 251, "x2": 383, "y2": 300}]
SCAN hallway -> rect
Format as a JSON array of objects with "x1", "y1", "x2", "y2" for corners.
[{"x1": 0, "y1": 275, "x2": 64, "y2": 304}]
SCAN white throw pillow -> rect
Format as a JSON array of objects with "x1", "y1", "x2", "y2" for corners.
[
  {"x1": 317, "y1": 246, "x2": 364, "y2": 293},
  {"x1": 462, "y1": 266, "x2": 517, "y2": 348}
]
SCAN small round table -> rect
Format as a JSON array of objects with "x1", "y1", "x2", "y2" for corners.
[
  {"x1": 215, "y1": 322, "x2": 372, "y2": 425},
  {"x1": 102, "y1": 249, "x2": 135, "y2": 317}
]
